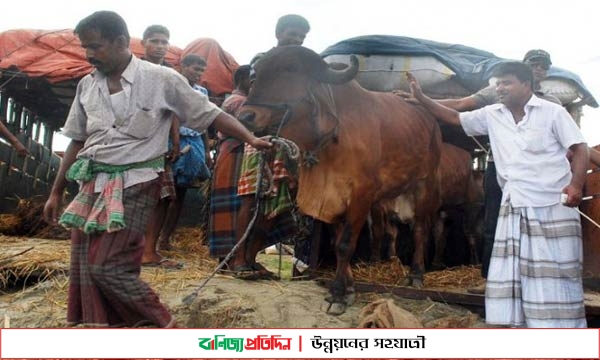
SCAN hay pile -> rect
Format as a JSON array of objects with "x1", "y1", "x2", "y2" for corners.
[
  {"x1": 140, "y1": 227, "x2": 218, "y2": 296},
  {"x1": 313, "y1": 257, "x2": 483, "y2": 290},
  {"x1": 0, "y1": 224, "x2": 482, "y2": 293},
  {"x1": 0, "y1": 236, "x2": 69, "y2": 290},
  {"x1": 0, "y1": 196, "x2": 69, "y2": 239}
]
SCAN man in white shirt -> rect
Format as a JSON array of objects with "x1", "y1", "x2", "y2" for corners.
[{"x1": 407, "y1": 61, "x2": 588, "y2": 328}]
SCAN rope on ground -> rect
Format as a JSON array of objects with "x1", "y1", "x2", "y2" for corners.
[
  {"x1": 182, "y1": 136, "x2": 301, "y2": 305},
  {"x1": 182, "y1": 151, "x2": 266, "y2": 306}
]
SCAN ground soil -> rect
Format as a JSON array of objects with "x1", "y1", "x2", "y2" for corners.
[{"x1": 0, "y1": 231, "x2": 488, "y2": 329}]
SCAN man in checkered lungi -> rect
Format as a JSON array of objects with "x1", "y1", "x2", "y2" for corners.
[
  {"x1": 42, "y1": 11, "x2": 271, "y2": 328},
  {"x1": 408, "y1": 62, "x2": 589, "y2": 328}
]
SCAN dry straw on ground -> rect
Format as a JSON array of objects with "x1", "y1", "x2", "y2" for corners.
[{"x1": 0, "y1": 236, "x2": 69, "y2": 290}]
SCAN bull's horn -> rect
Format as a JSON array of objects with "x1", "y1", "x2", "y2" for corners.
[{"x1": 320, "y1": 55, "x2": 359, "y2": 84}]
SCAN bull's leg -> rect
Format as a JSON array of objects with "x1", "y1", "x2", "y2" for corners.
[
  {"x1": 431, "y1": 211, "x2": 447, "y2": 270},
  {"x1": 403, "y1": 218, "x2": 429, "y2": 288},
  {"x1": 369, "y1": 205, "x2": 385, "y2": 262},
  {"x1": 385, "y1": 219, "x2": 398, "y2": 259},
  {"x1": 403, "y1": 175, "x2": 441, "y2": 288},
  {"x1": 322, "y1": 204, "x2": 370, "y2": 315},
  {"x1": 321, "y1": 222, "x2": 355, "y2": 315},
  {"x1": 464, "y1": 219, "x2": 480, "y2": 265},
  {"x1": 464, "y1": 206, "x2": 483, "y2": 265}
]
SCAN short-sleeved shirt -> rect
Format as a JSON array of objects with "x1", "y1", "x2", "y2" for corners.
[
  {"x1": 472, "y1": 84, "x2": 562, "y2": 163},
  {"x1": 459, "y1": 94, "x2": 585, "y2": 207},
  {"x1": 62, "y1": 56, "x2": 222, "y2": 189}
]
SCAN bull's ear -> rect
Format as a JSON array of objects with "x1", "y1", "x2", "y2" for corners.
[{"x1": 320, "y1": 55, "x2": 359, "y2": 84}]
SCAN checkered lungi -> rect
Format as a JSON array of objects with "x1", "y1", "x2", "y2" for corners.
[
  {"x1": 208, "y1": 138, "x2": 245, "y2": 258},
  {"x1": 208, "y1": 139, "x2": 298, "y2": 258},
  {"x1": 67, "y1": 179, "x2": 173, "y2": 327},
  {"x1": 159, "y1": 164, "x2": 176, "y2": 200},
  {"x1": 485, "y1": 201, "x2": 587, "y2": 328}
]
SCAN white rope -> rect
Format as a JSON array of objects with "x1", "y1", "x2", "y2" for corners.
[
  {"x1": 470, "y1": 136, "x2": 489, "y2": 155},
  {"x1": 576, "y1": 208, "x2": 600, "y2": 229},
  {"x1": 561, "y1": 193, "x2": 600, "y2": 230},
  {"x1": 182, "y1": 153, "x2": 267, "y2": 305}
]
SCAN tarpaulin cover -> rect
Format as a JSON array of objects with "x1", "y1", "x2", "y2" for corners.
[
  {"x1": 0, "y1": 29, "x2": 182, "y2": 83},
  {"x1": 322, "y1": 35, "x2": 597, "y2": 107},
  {"x1": 181, "y1": 38, "x2": 239, "y2": 96}
]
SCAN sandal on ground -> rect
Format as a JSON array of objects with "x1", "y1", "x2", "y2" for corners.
[
  {"x1": 142, "y1": 258, "x2": 184, "y2": 269},
  {"x1": 229, "y1": 264, "x2": 279, "y2": 281},
  {"x1": 249, "y1": 263, "x2": 280, "y2": 280}
]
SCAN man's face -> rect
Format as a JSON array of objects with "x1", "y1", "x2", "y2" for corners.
[
  {"x1": 524, "y1": 58, "x2": 549, "y2": 86},
  {"x1": 276, "y1": 26, "x2": 307, "y2": 46},
  {"x1": 79, "y1": 29, "x2": 123, "y2": 76},
  {"x1": 142, "y1": 32, "x2": 169, "y2": 64},
  {"x1": 181, "y1": 63, "x2": 206, "y2": 84},
  {"x1": 495, "y1": 74, "x2": 531, "y2": 106}
]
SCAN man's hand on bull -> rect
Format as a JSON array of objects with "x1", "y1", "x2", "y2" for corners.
[
  {"x1": 249, "y1": 136, "x2": 273, "y2": 150},
  {"x1": 392, "y1": 89, "x2": 419, "y2": 104},
  {"x1": 406, "y1": 72, "x2": 424, "y2": 101}
]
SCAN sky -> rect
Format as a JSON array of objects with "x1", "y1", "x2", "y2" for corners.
[{"x1": 1, "y1": 0, "x2": 599, "y2": 150}]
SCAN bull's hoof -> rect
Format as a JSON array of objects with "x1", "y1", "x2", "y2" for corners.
[
  {"x1": 411, "y1": 278, "x2": 424, "y2": 288},
  {"x1": 400, "y1": 276, "x2": 424, "y2": 288},
  {"x1": 345, "y1": 288, "x2": 356, "y2": 306},
  {"x1": 321, "y1": 299, "x2": 347, "y2": 315},
  {"x1": 400, "y1": 277, "x2": 411, "y2": 286}
]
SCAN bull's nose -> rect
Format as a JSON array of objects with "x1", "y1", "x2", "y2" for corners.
[{"x1": 238, "y1": 111, "x2": 256, "y2": 124}]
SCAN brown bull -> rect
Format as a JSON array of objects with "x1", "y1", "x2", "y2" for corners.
[
  {"x1": 238, "y1": 46, "x2": 442, "y2": 315},
  {"x1": 372, "y1": 143, "x2": 484, "y2": 271},
  {"x1": 431, "y1": 144, "x2": 484, "y2": 268},
  {"x1": 581, "y1": 144, "x2": 600, "y2": 278}
]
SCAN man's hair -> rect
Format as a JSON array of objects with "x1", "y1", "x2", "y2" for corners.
[
  {"x1": 74, "y1": 11, "x2": 130, "y2": 43},
  {"x1": 275, "y1": 14, "x2": 310, "y2": 36},
  {"x1": 143, "y1": 24, "x2": 170, "y2": 40},
  {"x1": 181, "y1": 54, "x2": 207, "y2": 67},
  {"x1": 233, "y1": 65, "x2": 251, "y2": 87},
  {"x1": 492, "y1": 62, "x2": 534, "y2": 88}
]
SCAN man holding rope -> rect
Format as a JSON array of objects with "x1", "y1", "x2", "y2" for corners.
[{"x1": 42, "y1": 10, "x2": 270, "y2": 328}]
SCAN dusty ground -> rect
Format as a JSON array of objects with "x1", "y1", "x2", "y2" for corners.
[{"x1": 0, "y1": 232, "x2": 488, "y2": 328}]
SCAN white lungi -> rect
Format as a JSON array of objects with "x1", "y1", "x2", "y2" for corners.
[{"x1": 485, "y1": 201, "x2": 587, "y2": 328}]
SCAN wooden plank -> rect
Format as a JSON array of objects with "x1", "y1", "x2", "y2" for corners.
[
  {"x1": 0, "y1": 163, "x2": 7, "y2": 191},
  {"x1": 35, "y1": 162, "x2": 49, "y2": 183},
  {"x1": 0, "y1": 141, "x2": 12, "y2": 164},
  {"x1": 27, "y1": 140, "x2": 43, "y2": 161},
  {"x1": 24, "y1": 155, "x2": 38, "y2": 176},
  {"x1": 317, "y1": 279, "x2": 600, "y2": 317}
]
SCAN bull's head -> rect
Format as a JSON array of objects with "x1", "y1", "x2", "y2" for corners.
[{"x1": 238, "y1": 46, "x2": 358, "y2": 146}]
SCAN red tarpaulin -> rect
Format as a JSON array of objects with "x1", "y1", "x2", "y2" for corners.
[
  {"x1": 0, "y1": 29, "x2": 181, "y2": 83},
  {"x1": 0, "y1": 30, "x2": 239, "y2": 97},
  {"x1": 0, "y1": 29, "x2": 240, "y2": 126}
]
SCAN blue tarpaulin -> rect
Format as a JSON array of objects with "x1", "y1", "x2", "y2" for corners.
[{"x1": 321, "y1": 35, "x2": 597, "y2": 108}]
